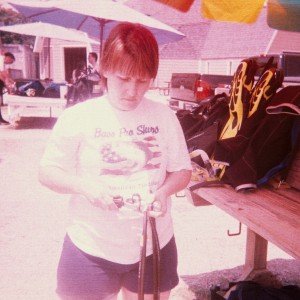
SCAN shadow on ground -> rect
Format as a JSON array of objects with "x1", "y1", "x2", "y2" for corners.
[
  {"x1": 13, "y1": 117, "x2": 58, "y2": 130},
  {"x1": 179, "y1": 258, "x2": 300, "y2": 300}
]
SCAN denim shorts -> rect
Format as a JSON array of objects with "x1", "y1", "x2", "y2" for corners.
[{"x1": 56, "y1": 234, "x2": 179, "y2": 299}]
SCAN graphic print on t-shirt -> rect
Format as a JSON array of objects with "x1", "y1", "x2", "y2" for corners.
[
  {"x1": 97, "y1": 134, "x2": 162, "y2": 213},
  {"x1": 99, "y1": 135, "x2": 161, "y2": 176}
]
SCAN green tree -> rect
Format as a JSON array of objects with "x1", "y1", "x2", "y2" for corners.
[{"x1": 0, "y1": 7, "x2": 34, "y2": 46}]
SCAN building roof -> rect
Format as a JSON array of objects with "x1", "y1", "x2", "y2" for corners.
[
  {"x1": 126, "y1": 0, "x2": 203, "y2": 26},
  {"x1": 126, "y1": 0, "x2": 300, "y2": 60},
  {"x1": 159, "y1": 22, "x2": 210, "y2": 59},
  {"x1": 201, "y1": 8, "x2": 275, "y2": 59}
]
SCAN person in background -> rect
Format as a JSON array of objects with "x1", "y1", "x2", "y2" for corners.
[
  {"x1": 66, "y1": 60, "x2": 89, "y2": 104},
  {"x1": 87, "y1": 52, "x2": 99, "y2": 75},
  {"x1": 39, "y1": 22, "x2": 192, "y2": 300},
  {"x1": 0, "y1": 51, "x2": 15, "y2": 124},
  {"x1": 71, "y1": 60, "x2": 87, "y2": 84},
  {"x1": 87, "y1": 52, "x2": 101, "y2": 95}
]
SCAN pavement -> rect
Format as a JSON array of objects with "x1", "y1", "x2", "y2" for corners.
[{"x1": 1, "y1": 102, "x2": 299, "y2": 300}]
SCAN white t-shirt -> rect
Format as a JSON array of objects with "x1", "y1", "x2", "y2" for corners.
[
  {"x1": 40, "y1": 95, "x2": 191, "y2": 264},
  {"x1": 87, "y1": 64, "x2": 100, "y2": 81},
  {"x1": 0, "y1": 55, "x2": 4, "y2": 72}
]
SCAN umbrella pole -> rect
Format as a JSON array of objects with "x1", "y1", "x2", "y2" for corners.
[
  {"x1": 99, "y1": 19, "x2": 105, "y2": 58},
  {"x1": 48, "y1": 38, "x2": 51, "y2": 79}
]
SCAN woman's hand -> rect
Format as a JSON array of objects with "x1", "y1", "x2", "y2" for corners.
[
  {"x1": 147, "y1": 169, "x2": 192, "y2": 218},
  {"x1": 148, "y1": 189, "x2": 168, "y2": 218},
  {"x1": 76, "y1": 177, "x2": 117, "y2": 210}
]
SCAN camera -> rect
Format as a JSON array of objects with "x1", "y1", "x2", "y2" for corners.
[{"x1": 113, "y1": 193, "x2": 160, "y2": 213}]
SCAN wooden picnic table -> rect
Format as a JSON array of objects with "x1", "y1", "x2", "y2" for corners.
[
  {"x1": 187, "y1": 142, "x2": 300, "y2": 281},
  {"x1": 188, "y1": 184, "x2": 300, "y2": 279}
]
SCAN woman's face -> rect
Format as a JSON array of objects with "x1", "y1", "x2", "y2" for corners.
[
  {"x1": 105, "y1": 71, "x2": 152, "y2": 111},
  {"x1": 4, "y1": 56, "x2": 14, "y2": 65}
]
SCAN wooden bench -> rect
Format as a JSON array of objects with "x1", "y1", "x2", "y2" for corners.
[
  {"x1": 4, "y1": 94, "x2": 67, "y2": 126},
  {"x1": 186, "y1": 142, "x2": 300, "y2": 281}
]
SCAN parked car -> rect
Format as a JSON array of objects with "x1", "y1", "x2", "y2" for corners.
[
  {"x1": 168, "y1": 72, "x2": 233, "y2": 109},
  {"x1": 250, "y1": 51, "x2": 300, "y2": 86}
]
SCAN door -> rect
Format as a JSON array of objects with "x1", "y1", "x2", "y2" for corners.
[{"x1": 64, "y1": 47, "x2": 87, "y2": 82}]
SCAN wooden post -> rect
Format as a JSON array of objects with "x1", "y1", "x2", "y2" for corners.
[{"x1": 240, "y1": 228, "x2": 268, "y2": 279}]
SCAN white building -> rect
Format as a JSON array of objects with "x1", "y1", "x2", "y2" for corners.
[{"x1": 3, "y1": 0, "x2": 300, "y2": 87}]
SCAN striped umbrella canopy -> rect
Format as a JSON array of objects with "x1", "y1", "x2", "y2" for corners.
[{"x1": 7, "y1": 0, "x2": 185, "y2": 57}]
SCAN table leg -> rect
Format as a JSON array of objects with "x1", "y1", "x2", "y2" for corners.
[
  {"x1": 240, "y1": 228, "x2": 268, "y2": 280},
  {"x1": 7, "y1": 105, "x2": 21, "y2": 126}
]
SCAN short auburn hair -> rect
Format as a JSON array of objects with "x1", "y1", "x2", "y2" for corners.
[{"x1": 100, "y1": 22, "x2": 159, "y2": 89}]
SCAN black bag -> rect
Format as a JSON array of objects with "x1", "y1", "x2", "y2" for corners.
[
  {"x1": 219, "y1": 86, "x2": 300, "y2": 191},
  {"x1": 18, "y1": 80, "x2": 45, "y2": 97},
  {"x1": 227, "y1": 281, "x2": 300, "y2": 300},
  {"x1": 43, "y1": 83, "x2": 63, "y2": 98},
  {"x1": 176, "y1": 93, "x2": 229, "y2": 158},
  {"x1": 187, "y1": 58, "x2": 288, "y2": 192}
]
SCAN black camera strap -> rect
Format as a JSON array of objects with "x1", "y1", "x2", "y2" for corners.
[
  {"x1": 138, "y1": 212, "x2": 161, "y2": 300},
  {"x1": 113, "y1": 195, "x2": 161, "y2": 299},
  {"x1": 150, "y1": 217, "x2": 161, "y2": 299}
]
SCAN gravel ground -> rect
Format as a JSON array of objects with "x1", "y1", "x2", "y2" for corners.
[{"x1": 1, "y1": 113, "x2": 299, "y2": 300}]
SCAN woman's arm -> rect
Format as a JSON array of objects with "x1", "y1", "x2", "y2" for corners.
[
  {"x1": 150, "y1": 169, "x2": 192, "y2": 217},
  {"x1": 39, "y1": 165, "x2": 80, "y2": 194},
  {"x1": 158, "y1": 169, "x2": 192, "y2": 198},
  {"x1": 39, "y1": 166, "x2": 115, "y2": 209},
  {"x1": 71, "y1": 69, "x2": 77, "y2": 83}
]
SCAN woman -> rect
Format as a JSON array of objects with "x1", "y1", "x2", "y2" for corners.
[
  {"x1": 39, "y1": 22, "x2": 192, "y2": 300},
  {"x1": 0, "y1": 51, "x2": 15, "y2": 124},
  {"x1": 87, "y1": 52, "x2": 101, "y2": 96},
  {"x1": 67, "y1": 60, "x2": 89, "y2": 104}
]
